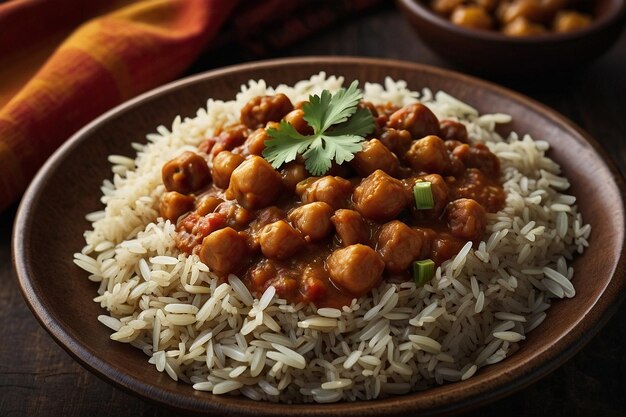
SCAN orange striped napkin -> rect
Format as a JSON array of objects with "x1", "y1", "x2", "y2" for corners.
[{"x1": 0, "y1": 0, "x2": 236, "y2": 211}]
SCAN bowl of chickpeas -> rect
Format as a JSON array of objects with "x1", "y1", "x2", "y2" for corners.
[{"x1": 396, "y1": 0, "x2": 626, "y2": 75}]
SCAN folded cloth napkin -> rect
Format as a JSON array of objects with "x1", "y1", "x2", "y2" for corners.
[
  {"x1": 0, "y1": 0, "x2": 385, "y2": 211},
  {"x1": 0, "y1": 0, "x2": 236, "y2": 211}
]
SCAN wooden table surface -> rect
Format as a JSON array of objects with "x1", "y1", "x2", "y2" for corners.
[{"x1": 2, "y1": 5, "x2": 625, "y2": 416}]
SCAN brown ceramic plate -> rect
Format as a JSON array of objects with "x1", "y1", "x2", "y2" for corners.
[{"x1": 13, "y1": 57, "x2": 626, "y2": 416}]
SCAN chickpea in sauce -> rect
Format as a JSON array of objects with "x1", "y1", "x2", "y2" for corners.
[
  {"x1": 429, "y1": 0, "x2": 594, "y2": 36},
  {"x1": 159, "y1": 92, "x2": 506, "y2": 308}
]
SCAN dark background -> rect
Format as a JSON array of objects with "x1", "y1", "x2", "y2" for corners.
[{"x1": 2, "y1": 3, "x2": 625, "y2": 416}]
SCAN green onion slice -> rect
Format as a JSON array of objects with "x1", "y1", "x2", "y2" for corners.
[
  {"x1": 413, "y1": 181, "x2": 434, "y2": 210},
  {"x1": 413, "y1": 259, "x2": 435, "y2": 287}
]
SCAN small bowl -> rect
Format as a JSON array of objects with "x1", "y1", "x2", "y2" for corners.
[
  {"x1": 13, "y1": 57, "x2": 626, "y2": 415},
  {"x1": 396, "y1": 0, "x2": 626, "y2": 76}
]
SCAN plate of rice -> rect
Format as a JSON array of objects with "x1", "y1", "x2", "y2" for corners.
[{"x1": 13, "y1": 57, "x2": 626, "y2": 416}]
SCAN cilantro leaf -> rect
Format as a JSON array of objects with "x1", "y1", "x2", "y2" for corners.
[
  {"x1": 263, "y1": 121, "x2": 314, "y2": 169},
  {"x1": 302, "y1": 138, "x2": 333, "y2": 176},
  {"x1": 320, "y1": 134, "x2": 364, "y2": 165},
  {"x1": 263, "y1": 81, "x2": 375, "y2": 176},
  {"x1": 303, "y1": 80, "x2": 362, "y2": 133},
  {"x1": 327, "y1": 107, "x2": 376, "y2": 137}
]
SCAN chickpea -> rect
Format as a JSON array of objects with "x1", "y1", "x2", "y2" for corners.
[
  {"x1": 288, "y1": 202, "x2": 334, "y2": 242},
  {"x1": 243, "y1": 128, "x2": 268, "y2": 156},
  {"x1": 211, "y1": 151, "x2": 245, "y2": 189},
  {"x1": 353, "y1": 170, "x2": 408, "y2": 222},
  {"x1": 160, "y1": 191, "x2": 195, "y2": 222},
  {"x1": 225, "y1": 156, "x2": 283, "y2": 210},
  {"x1": 379, "y1": 128, "x2": 413, "y2": 156},
  {"x1": 376, "y1": 221, "x2": 424, "y2": 273},
  {"x1": 499, "y1": 0, "x2": 545, "y2": 25},
  {"x1": 502, "y1": 16, "x2": 547, "y2": 36},
  {"x1": 452, "y1": 142, "x2": 500, "y2": 177},
  {"x1": 439, "y1": 119, "x2": 468, "y2": 142},
  {"x1": 327, "y1": 244, "x2": 384, "y2": 295},
  {"x1": 445, "y1": 198, "x2": 487, "y2": 241},
  {"x1": 553, "y1": 11, "x2": 592, "y2": 33},
  {"x1": 283, "y1": 109, "x2": 313, "y2": 135},
  {"x1": 258, "y1": 220, "x2": 305, "y2": 260},
  {"x1": 299, "y1": 176, "x2": 353, "y2": 209},
  {"x1": 350, "y1": 139, "x2": 399, "y2": 177},
  {"x1": 194, "y1": 195, "x2": 223, "y2": 216},
  {"x1": 280, "y1": 162, "x2": 308, "y2": 192},
  {"x1": 331, "y1": 209, "x2": 369, "y2": 246},
  {"x1": 387, "y1": 103, "x2": 441, "y2": 140},
  {"x1": 240, "y1": 94, "x2": 293, "y2": 129},
  {"x1": 450, "y1": 5, "x2": 494, "y2": 30},
  {"x1": 162, "y1": 151, "x2": 211, "y2": 194},
  {"x1": 199, "y1": 227, "x2": 249, "y2": 275},
  {"x1": 404, "y1": 135, "x2": 450, "y2": 174}
]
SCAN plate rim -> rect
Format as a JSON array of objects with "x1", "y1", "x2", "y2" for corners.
[{"x1": 12, "y1": 56, "x2": 626, "y2": 416}]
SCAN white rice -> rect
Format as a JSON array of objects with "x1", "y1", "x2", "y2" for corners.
[{"x1": 75, "y1": 73, "x2": 590, "y2": 402}]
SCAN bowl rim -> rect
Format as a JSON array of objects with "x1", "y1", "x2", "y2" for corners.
[
  {"x1": 396, "y1": 0, "x2": 626, "y2": 43},
  {"x1": 12, "y1": 56, "x2": 626, "y2": 416}
]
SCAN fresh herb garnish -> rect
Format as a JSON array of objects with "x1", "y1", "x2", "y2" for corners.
[
  {"x1": 413, "y1": 181, "x2": 434, "y2": 210},
  {"x1": 262, "y1": 81, "x2": 375, "y2": 176},
  {"x1": 413, "y1": 259, "x2": 435, "y2": 287}
]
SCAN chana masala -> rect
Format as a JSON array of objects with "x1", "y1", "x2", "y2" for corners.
[
  {"x1": 76, "y1": 75, "x2": 590, "y2": 401},
  {"x1": 159, "y1": 87, "x2": 505, "y2": 308}
]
